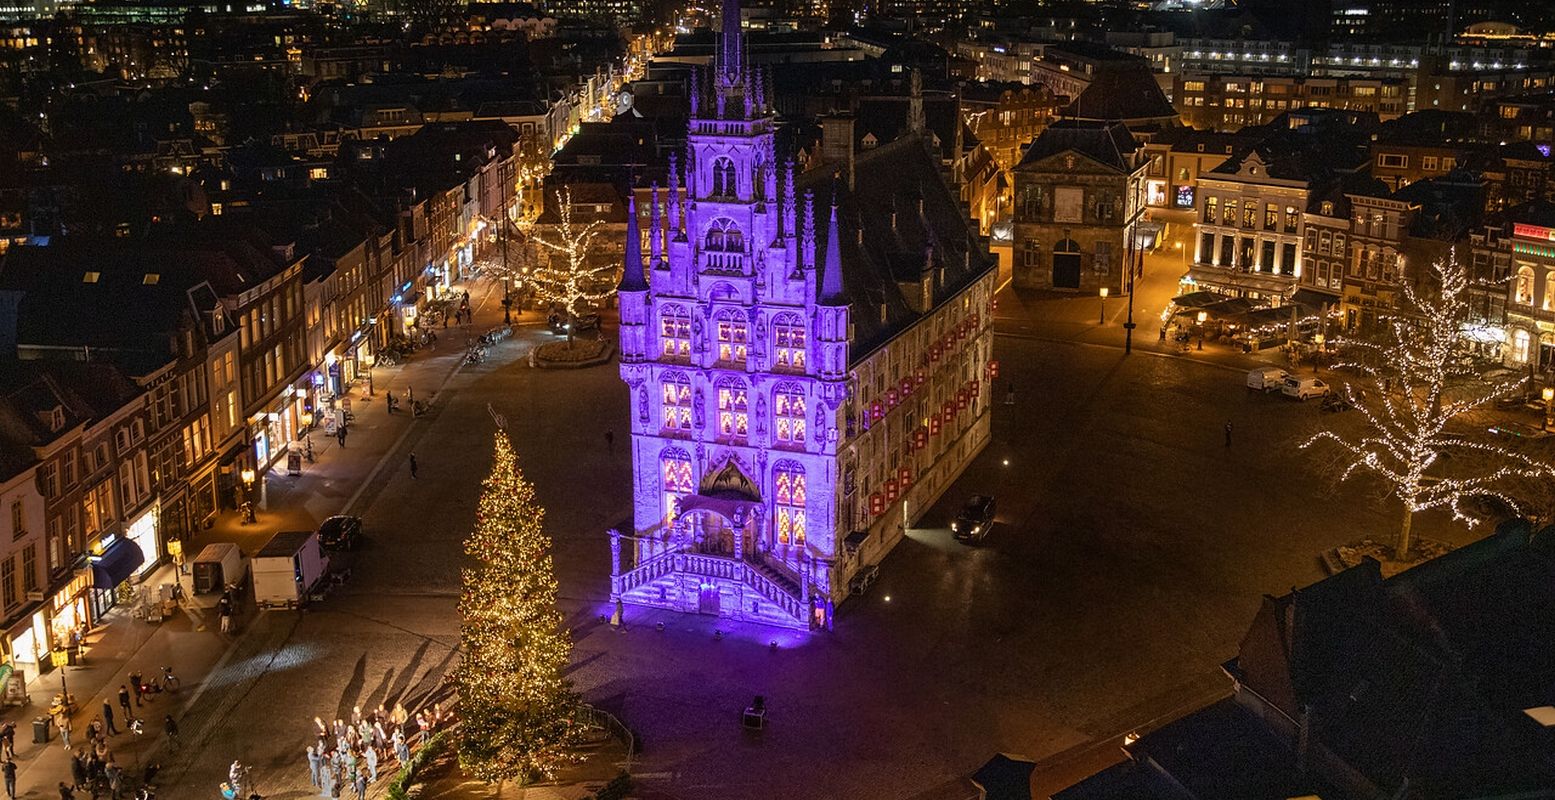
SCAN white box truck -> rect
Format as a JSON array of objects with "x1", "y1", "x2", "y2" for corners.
[
  {"x1": 191, "y1": 542, "x2": 248, "y2": 595},
  {"x1": 253, "y1": 531, "x2": 329, "y2": 609}
]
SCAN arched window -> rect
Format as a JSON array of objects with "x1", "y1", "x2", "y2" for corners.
[
  {"x1": 1545, "y1": 271, "x2": 1555, "y2": 311},
  {"x1": 660, "y1": 448, "x2": 693, "y2": 526},
  {"x1": 1516, "y1": 265, "x2": 1536, "y2": 305},
  {"x1": 704, "y1": 218, "x2": 744, "y2": 253},
  {"x1": 716, "y1": 379, "x2": 749, "y2": 440},
  {"x1": 1382, "y1": 249, "x2": 1398, "y2": 284},
  {"x1": 714, "y1": 311, "x2": 748, "y2": 365},
  {"x1": 774, "y1": 463, "x2": 806, "y2": 547},
  {"x1": 661, "y1": 373, "x2": 691, "y2": 431},
  {"x1": 711, "y1": 157, "x2": 736, "y2": 198},
  {"x1": 1513, "y1": 328, "x2": 1533, "y2": 363},
  {"x1": 660, "y1": 305, "x2": 690, "y2": 359},
  {"x1": 773, "y1": 384, "x2": 806, "y2": 445},
  {"x1": 773, "y1": 313, "x2": 806, "y2": 371}
]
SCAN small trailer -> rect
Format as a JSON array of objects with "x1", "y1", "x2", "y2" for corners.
[{"x1": 253, "y1": 531, "x2": 330, "y2": 610}]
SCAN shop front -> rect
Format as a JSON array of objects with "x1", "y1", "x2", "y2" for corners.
[
  {"x1": 88, "y1": 536, "x2": 145, "y2": 620},
  {"x1": 6, "y1": 606, "x2": 48, "y2": 682},
  {"x1": 122, "y1": 502, "x2": 160, "y2": 580},
  {"x1": 252, "y1": 388, "x2": 308, "y2": 475},
  {"x1": 39, "y1": 571, "x2": 91, "y2": 662}
]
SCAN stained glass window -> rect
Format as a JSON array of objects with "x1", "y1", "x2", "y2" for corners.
[
  {"x1": 716, "y1": 318, "x2": 748, "y2": 365},
  {"x1": 775, "y1": 464, "x2": 806, "y2": 546},
  {"x1": 774, "y1": 387, "x2": 806, "y2": 445},
  {"x1": 661, "y1": 374, "x2": 691, "y2": 431},
  {"x1": 774, "y1": 315, "x2": 806, "y2": 370},
  {"x1": 660, "y1": 306, "x2": 690, "y2": 359},
  {"x1": 717, "y1": 383, "x2": 748, "y2": 439},
  {"x1": 661, "y1": 450, "x2": 693, "y2": 526}
]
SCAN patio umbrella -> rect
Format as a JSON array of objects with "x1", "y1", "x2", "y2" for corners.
[{"x1": 971, "y1": 753, "x2": 1036, "y2": 800}]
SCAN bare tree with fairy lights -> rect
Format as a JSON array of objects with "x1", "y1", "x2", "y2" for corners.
[
  {"x1": 455, "y1": 425, "x2": 579, "y2": 783},
  {"x1": 1302, "y1": 249, "x2": 1555, "y2": 560},
  {"x1": 529, "y1": 187, "x2": 616, "y2": 344}
]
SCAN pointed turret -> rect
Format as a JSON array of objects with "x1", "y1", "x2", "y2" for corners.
[
  {"x1": 649, "y1": 183, "x2": 663, "y2": 267},
  {"x1": 720, "y1": 0, "x2": 743, "y2": 86},
  {"x1": 619, "y1": 194, "x2": 648, "y2": 292},
  {"x1": 820, "y1": 201, "x2": 846, "y2": 306}
]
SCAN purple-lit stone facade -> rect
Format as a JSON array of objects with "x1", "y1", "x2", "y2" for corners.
[{"x1": 609, "y1": 0, "x2": 994, "y2": 629}]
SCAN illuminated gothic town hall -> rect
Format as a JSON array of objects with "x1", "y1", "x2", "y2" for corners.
[{"x1": 607, "y1": 0, "x2": 997, "y2": 630}]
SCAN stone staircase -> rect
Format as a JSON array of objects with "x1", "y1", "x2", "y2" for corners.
[{"x1": 613, "y1": 550, "x2": 809, "y2": 629}]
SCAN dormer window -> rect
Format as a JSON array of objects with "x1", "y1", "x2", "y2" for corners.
[
  {"x1": 1321, "y1": 201, "x2": 1335, "y2": 216},
  {"x1": 83, "y1": 272, "x2": 100, "y2": 283},
  {"x1": 143, "y1": 274, "x2": 160, "y2": 285},
  {"x1": 37, "y1": 406, "x2": 64, "y2": 433}
]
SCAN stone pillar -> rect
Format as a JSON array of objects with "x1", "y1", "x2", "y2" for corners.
[
  {"x1": 608, "y1": 528, "x2": 622, "y2": 601},
  {"x1": 733, "y1": 515, "x2": 744, "y2": 561}
]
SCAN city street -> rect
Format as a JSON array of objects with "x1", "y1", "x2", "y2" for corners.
[{"x1": 108, "y1": 259, "x2": 1486, "y2": 799}]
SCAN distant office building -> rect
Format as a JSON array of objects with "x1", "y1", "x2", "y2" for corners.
[
  {"x1": 539, "y1": 0, "x2": 642, "y2": 24},
  {"x1": 1176, "y1": 74, "x2": 1408, "y2": 131}
]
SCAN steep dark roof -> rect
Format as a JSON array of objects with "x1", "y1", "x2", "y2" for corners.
[
  {"x1": 1015, "y1": 119, "x2": 1140, "y2": 173},
  {"x1": 1233, "y1": 523, "x2": 1555, "y2": 798},
  {"x1": 796, "y1": 136, "x2": 994, "y2": 363},
  {"x1": 1057, "y1": 61, "x2": 1177, "y2": 124}
]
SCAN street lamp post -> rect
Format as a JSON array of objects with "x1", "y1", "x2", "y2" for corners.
[
  {"x1": 1197, "y1": 310, "x2": 1208, "y2": 351},
  {"x1": 362, "y1": 352, "x2": 375, "y2": 397},
  {"x1": 240, "y1": 468, "x2": 256, "y2": 524},
  {"x1": 1099, "y1": 287, "x2": 1109, "y2": 325}
]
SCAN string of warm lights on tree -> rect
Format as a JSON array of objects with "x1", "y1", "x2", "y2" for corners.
[
  {"x1": 455, "y1": 429, "x2": 580, "y2": 783},
  {"x1": 1303, "y1": 249, "x2": 1555, "y2": 558}
]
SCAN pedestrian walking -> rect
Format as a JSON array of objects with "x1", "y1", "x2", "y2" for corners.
[
  {"x1": 127, "y1": 673, "x2": 142, "y2": 707},
  {"x1": 392, "y1": 729, "x2": 409, "y2": 765},
  {"x1": 1224, "y1": 421, "x2": 1233, "y2": 448},
  {"x1": 57, "y1": 713, "x2": 72, "y2": 749},
  {"x1": 2, "y1": 758, "x2": 14, "y2": 799},
  {"x1": 102, "y1": 702, "x2": 118, "y2": 736},
  {"x1": 385, "y1": 391, "x2": 395, "y2": 414},
  {"x1": 219, "y1": 609, "x2": 232, "y2": 634},
  {"x1": 57, "y1": 781, "x2": 74, "y2": 800},
  {"x1": 337, "y1": 425, "x2": 348, "y2": 448},
  {"x1": 307, "y1": 745, "x2": 321, "y2": 788},
  {"x1": 105, "y1": 761, "x2": 121, "y2": 800},
  {"x1": 163, "y1": 716, "x2": 179, "y2": 749},
  {"x1": 352, "y1": 766, "x2": 367, "y2": 799},
  {"x1": 408, "y1": 453, "x2": 418, "y2": 479},
  {"x1": 365, "y1": 744, "x2": 378, "y2": 782},
  {"x1": 319, "y1": 761, "x2": 335, "y2": 799}
]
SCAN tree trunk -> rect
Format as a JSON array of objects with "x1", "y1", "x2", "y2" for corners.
[
  {"x1": 566, "y1": 310, "x2": 575, "y2": 346},
  {"x1": 1396, "y1": 502, "x2": 1415, "y2": 562}
]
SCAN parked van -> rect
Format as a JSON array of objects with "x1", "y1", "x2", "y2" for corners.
[
  {"x1": 1247, "y1": 367, "x2": 1290, "y2": 392},
  {"x1": 253, "y1": 531, "x2": 329, "y2": 609},
  {"x1": 1281, "y1": 376, "x2": 1330, "y2": 401},
  {"x1": 192, "y1": 542, "x2": 247, "y2": 594}
]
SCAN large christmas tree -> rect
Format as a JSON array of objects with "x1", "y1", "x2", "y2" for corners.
[{"x1": 455, "y1": 429, "x2": 579, "y2": 783}]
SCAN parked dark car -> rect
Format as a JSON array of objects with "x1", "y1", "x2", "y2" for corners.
[
  {"x1": 548, "y1": 311, "x2": 601, "y2": 335},
  {"x1": 318, "y1": 515, "x2": 362, "y2": 551},
  {"x1": 952, "y1": 495, "x2": 997, "y2": 543}
]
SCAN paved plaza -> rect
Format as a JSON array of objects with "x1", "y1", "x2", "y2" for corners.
[{"x1": 15, "y1": 256, "x2": 1487, "y2": 799}]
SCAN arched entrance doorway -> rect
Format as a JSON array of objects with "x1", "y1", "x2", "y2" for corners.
[{"x1": 1052, "y1": 238, "x2": 1081, "y2": 289}]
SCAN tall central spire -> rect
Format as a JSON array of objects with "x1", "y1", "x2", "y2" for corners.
[{"x1": 719, "y1": 0, "x2": 743, "y2": 85}]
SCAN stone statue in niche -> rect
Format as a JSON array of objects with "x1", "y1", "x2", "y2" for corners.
[
  {"x1": 755, "y1": 394, "x2": 767, "y2": 437},
  {"x1": 638, "y1": 386, "x2": 649, "y2": 423},
  {"x1": 691, "y1": 315, "x2": 703, "y2": 352}
]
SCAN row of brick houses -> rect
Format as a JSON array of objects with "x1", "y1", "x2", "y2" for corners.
[{"x1": 0, "y1": 119, "x2": 518, "y2": 691}]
